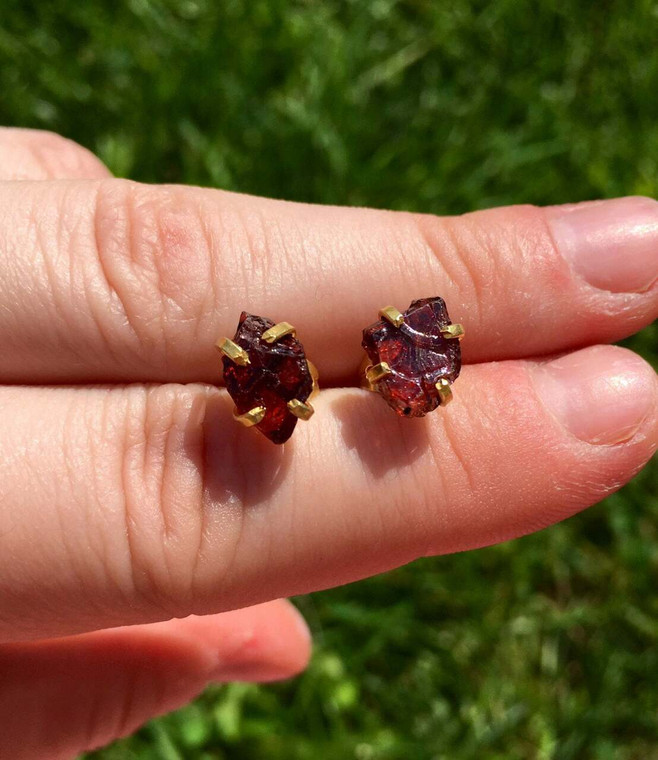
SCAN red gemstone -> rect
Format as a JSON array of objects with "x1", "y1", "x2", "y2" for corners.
[
  {"x1": 362, "y1": 297, "x2": 461, "y2": 417},
  {"x1": 222, "y1": 312, "x2": 314, "y2": 444}
]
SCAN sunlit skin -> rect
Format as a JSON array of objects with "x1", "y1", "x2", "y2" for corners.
[{"x1": 0, "y1": 128, "x2": 656, "y2": 760}]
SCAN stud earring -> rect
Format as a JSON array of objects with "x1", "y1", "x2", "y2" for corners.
[
  {"x1": 361, "y1": 297, "x2": 464, "y2": 417},
  {"x1": 217, "y1": 312, "x2": 318, "y2": 444}
]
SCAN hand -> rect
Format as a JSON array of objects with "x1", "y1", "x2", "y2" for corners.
[{"x1": 0, "y1": 128, "x2": 656, "y2": 759}]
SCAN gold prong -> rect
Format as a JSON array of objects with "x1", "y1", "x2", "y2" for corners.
[
  {"x1": 436, "y1": 378, "x2": 453, "y2": 406},
  {"x1": 287, "y1": 398, "x2": 314, "y2": 420},
  {"x1": 360, "y1": 355, "x2": 374, "y2": 390},
  {"x1": 379, "y1": 306, "x2": 404, "y2": 328},
  {"x1": 262, "y1": 321, "x2": 296, "y2": 343},
  {"x1": 307, "y1": 360, "x2": 320, "y2": 400},
  {"x1": 365, "y1": 361, "x2": 392, "y2": 385},
  {"x1": 440, "y1": 323, "x2": 465, "y2": 340},
  {"x1": 233, "y1": 406, "x2": 266, "y2": 427},
  {"x1": 216, "y1": 338, "x2": 250, "y2": 366}
]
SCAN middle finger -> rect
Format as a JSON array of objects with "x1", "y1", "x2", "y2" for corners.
[{"x1": 0, "y1": 345, "x2": 654, "y2": 641}]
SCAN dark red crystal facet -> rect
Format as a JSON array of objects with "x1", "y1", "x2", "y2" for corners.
[
  {"x1": 222, "y1": 312, "x2": 314, "y2": 444},
  {"x1": 362, "y1": 297, "x2": 461, "y2": 417}
]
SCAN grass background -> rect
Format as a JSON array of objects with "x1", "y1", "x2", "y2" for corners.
[{"x1": 1, "y1": 1, "x2": 657, "y2": 758}]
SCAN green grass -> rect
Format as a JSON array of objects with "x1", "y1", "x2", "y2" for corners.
[{"x1": 1, "y1": 1, "x2": 657, "y2": 758}]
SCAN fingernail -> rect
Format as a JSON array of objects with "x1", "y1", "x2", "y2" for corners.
[
  {"x1": 533, "y1": 347, "x2": 656, "y2": 445},
  {"x1": 547, "y1": 196, "x2": 658, "y2": 293}
]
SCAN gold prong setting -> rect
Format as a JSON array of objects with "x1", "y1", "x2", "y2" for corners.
[
  {"x1": 435, "y1": 378, "x2": 453, "y2": 406},
  {"x1": 362, "y1": 298, "x2": 462, "y2": 416},
  {"x1": 262, "y1": 321, "x2": 296, "y2": 344},
  {"x1": 233, "y1": 406, "x2": 266, "y2": 427},
  {"x1": 287, "y1": 398, "x2": 315, "y2": 420},
  {"x1": 307, "y1": 360, "x2": 320, "y2": 400},
  {"x1": 220, "y1": 313, "x2": 318, "y2": 443},
  {"x1": 378, "y1": 306, "x2": 405, "y2": 328},
  {"x1": 365, "y1": 361, "x2": 392, "y2": 386},
  {"x1": 440, "y1": 323, "x2": 465, "y2": 340},
  {"x1": 216, "y1": 337, "x2": 250, "y2": 366}
]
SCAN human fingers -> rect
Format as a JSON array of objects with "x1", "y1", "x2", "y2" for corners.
[
  {"x1": 0, "y1": 600, "x2": 310, "y2": 760},
  {"x1": 0, "y1": 128, "x2": 111, "y2": 180},
  {"x1": 0, "y1": 345, "x2": 654, "y2": 640},
  {"x1": 0, "y1": 178, "x2": 655, "y2": 383}
]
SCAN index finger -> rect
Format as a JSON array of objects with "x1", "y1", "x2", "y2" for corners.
[{"x1": 0, "y1": 179, "x2": 655, "y2": 383}]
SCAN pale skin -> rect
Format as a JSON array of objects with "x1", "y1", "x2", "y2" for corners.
[{"x1": 0, "y1": 127, "x2": 656, "y2": 759}]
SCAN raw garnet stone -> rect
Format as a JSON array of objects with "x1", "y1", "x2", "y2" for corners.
[
  {"x1": 362, "y1": 297, "x2": 461, "y2": 417},
  {"x1": 222, "y1": 312, "x2": 314, "y2": 444}
]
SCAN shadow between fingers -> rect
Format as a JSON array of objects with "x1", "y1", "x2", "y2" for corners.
[
  {"x1": 192, "y1": 392, "x2": 292, "y2": 509},
  {"x1": 332, "y1": 390, "x2": 430, "y2": 478}
]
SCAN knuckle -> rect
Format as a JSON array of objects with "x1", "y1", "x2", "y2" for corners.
[
  {"x1": 412, "y1": 211, "x2": 486, "y2": 322},
  {"x1": 115, "y1": 384, "x2": 210, "y2": 615},
  {"x1": 413, "y1": 205, "x2": 559, "y2": 337},
  {"x1": 455, "y1": 205, "x2": 567, "y2": 314},
  {"x1": 112, "y1": 384, "x2": 248, "y2": 617},
  {"x1": 92, "y1": 180, "x2": 216, "y2": 373}
]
